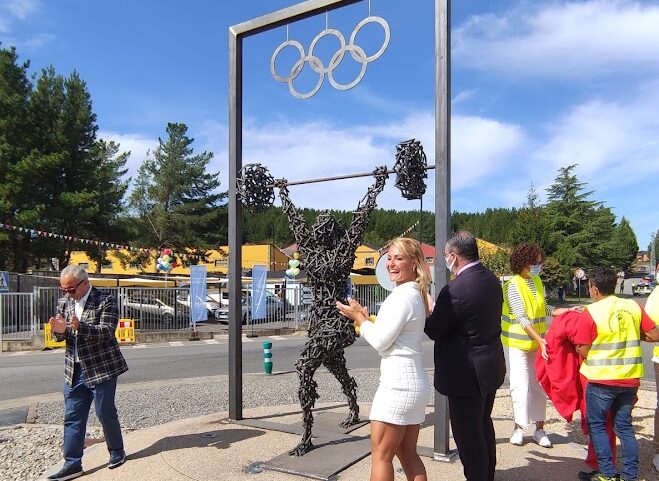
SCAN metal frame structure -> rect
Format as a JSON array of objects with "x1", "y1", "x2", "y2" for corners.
[{"x1": 228, "y1": 0, "x2": 451, "y2": 457}]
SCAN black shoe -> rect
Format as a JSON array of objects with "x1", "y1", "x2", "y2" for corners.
[
  {"x1": 108, "y1": 450, "x2": 126, "y2": 469},
  {"x1": 578, "y1": 471, "x2": 598, "y2": 481},
  {"x1": 47, "y1": 464, "x2": 83, "y2": 481}
]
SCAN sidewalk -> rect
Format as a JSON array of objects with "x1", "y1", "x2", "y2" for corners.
[{"x1": 39, "y1": 388, "x2": 658, "y2": 481}]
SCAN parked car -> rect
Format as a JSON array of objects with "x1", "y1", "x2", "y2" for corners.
[
  {"x1": 216, "y1": 295, "x2": 286, "y2": 325},
  {"x1": 632, "y1": 281, "x2": 655, "y2": 296},
  {"x1": 176, "y1": 294, "x2": 220, "y2": 321},
  {"x1": 122, "y1": 296, "x2": 178, "y2": 327}
]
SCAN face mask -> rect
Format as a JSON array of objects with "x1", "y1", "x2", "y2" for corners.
[
  {"x1": 530, "y1": 264, "x2": 542, "y2": 276},
  {"x1": 445, "y1": 254, "x2": 456, "y2": 273}
]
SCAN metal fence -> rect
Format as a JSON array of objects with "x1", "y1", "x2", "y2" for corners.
[
  {"x1": 0, "y1": 293, "x2": 35, "y2": 341},
  {"x1": 1, "y1": 283, "x2": 392, "y2": 347}
]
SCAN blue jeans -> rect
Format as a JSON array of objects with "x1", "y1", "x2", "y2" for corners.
[
  {"x1": 586, "y1": 382, "x2": 638, "y2": 480},
  {"x1": 62, "y1": 363, "x2": 124, "y2": 469}
]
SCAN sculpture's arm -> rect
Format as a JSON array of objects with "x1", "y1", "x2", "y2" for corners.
[
  {"x1": 277, "y1": 182, "x2": 313, "y2": 250},
  {"x1": 347, "y1": 166, "x2": 389, "y2": 240}
]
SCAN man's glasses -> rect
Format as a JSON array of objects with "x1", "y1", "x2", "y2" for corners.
[{"x1": 60, "y1": 278, "x2": 85, "y2": 294}]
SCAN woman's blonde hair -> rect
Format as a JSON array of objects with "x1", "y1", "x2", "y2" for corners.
[{"x1": 389, "y1": 237, "x2": 433, "y2": 313}]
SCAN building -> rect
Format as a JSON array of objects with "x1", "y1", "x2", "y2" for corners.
[{"x1": 69, "y1": 244, "x2": 290, "y2": 276}]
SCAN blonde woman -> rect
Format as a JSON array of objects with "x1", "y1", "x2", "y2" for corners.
[{"x1": 337, "y1": 237, "x2": 431, "y2": 481}]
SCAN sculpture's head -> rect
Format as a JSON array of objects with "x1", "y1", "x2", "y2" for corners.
[{"x1": 311, "y1": 211, "x2": 345, "y2": 249}]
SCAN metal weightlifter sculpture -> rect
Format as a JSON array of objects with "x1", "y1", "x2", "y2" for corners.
[
  {"x1": 278, "y1": 166, "x2": 388, "y2": 455},
  {"x1": 237, "y1": 139, "x2": 427, "y2": 456}
]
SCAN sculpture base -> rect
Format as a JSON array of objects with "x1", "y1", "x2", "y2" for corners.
[{"x1": 234, "y1": 408, "x2": 370, "y2": 480}]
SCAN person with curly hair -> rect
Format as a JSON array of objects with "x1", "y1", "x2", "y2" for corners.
[{"x1": 502, "y1": 243, "x2": 568, "y2": 448}]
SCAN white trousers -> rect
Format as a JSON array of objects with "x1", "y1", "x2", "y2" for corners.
[{"x1": 508, "y1": 347, "x2": 547, "y2": 427}]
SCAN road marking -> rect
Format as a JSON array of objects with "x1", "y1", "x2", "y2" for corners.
[
  {"x1": 242, "y1": 337, "x2": 255, "y2": 343},
  {"x1": 10, "y1": 351, "x2": 29, "y2": 356},
  {"x1": 270, "y1": 336, "x2": 286, "y2": 341},
  {"x1": 203, "y1": 339, "x2": 219, "y2": 344},
  {"x1": 169, "y1": 341, "x2": 184, "y2": 347},
  {"x1": 133, "y1": 344, "x2": 146, "y2": 348}
]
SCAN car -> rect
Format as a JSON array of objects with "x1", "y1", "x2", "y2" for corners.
[
  {"x1": 216, "y1": 295, "x2": 286, "y2": 324},
  {"x1": 176, "y1": 294, "x2": 220, "y2": 320},
  {"x1": 632, "y1": 281, "x2": 655, "y2": 296},
  {"x1": 122, "y1": 296, "x2": 178, "y2": 327},
  {"x1": 642, "y1": 274, "x2": 655, "y2": 283}
]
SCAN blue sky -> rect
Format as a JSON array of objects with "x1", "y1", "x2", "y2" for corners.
[{"x1": 1, "y1": 0, "x2": 658, "y2": 249}]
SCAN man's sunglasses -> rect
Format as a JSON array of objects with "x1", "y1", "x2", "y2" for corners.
[{"x1": 60, "y1": 278, "x2": 85, "y2": 294}]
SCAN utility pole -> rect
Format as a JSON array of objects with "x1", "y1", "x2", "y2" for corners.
[{"x1": 651, "y1": 230, "x2": 657, "y2": 277}]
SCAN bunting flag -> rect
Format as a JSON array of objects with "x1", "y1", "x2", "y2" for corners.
[
  {"x1": 378, "y1": 221, "x2": 420, "y2": 254},
  {"x1": 0, "y1": 222, "x2": 206, "y2": 261}
]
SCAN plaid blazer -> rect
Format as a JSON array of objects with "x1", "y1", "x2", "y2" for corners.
[{"x1": 54, "y1": 287, "x2": 128, "y2": 386}]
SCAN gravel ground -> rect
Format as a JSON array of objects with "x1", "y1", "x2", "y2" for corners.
[{"x1": 1, "y1": 369, "x2": 657, "y2": 481}]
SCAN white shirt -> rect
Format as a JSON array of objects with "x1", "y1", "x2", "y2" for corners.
[
  {"x1": 360, "y1": 281, "x2": 427, "y2": 357},
  {"x1": 72, "y1": 285, "x2": 91, "y2": 362},
  {"x1": 456, "y1": 260, "x2": 480, "y2": 277},
  {"x1": 75, "y1": 285, "x2": 91, "y2": 321}
]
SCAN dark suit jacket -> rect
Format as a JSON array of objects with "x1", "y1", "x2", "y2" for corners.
[
  {"x1": 55, "y1": 287, "x2": 128, "y2": 386},
  {"x1": 425, "y1": 263, "x2": 506, "y2": 397}
]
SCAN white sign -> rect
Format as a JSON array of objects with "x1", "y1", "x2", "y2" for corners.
[
  {"x1": 251, "y1": 265, "x2": 267, "y2": 319},
  {"x1": 189, "y1": 265, "x2": 208, "y2": 323},
  {"x1": 574, "y1": 268, "x2": 585, "y2": 280},
  {"x1": 301, "y1": 286, "x2": 313, "y2": 305},
  {"x1": 0, "y1": 271, "x2": 9, "y2": 293},
  {"x1": 375, "y1": 255, "x2": 395, "y2": 291}
]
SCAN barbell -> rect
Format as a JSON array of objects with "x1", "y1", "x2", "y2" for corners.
[{"x1": 237, "y1": 139, "x2": 433, "y2": 213}]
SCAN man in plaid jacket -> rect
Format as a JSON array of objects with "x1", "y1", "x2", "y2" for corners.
[{"x1": 47, "y1": 265, "x2": 128, "y2": 481}]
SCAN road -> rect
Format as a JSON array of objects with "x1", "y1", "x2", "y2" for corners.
[{"x1": 1, "y1": 323, "x2": 656, "y2": 404}]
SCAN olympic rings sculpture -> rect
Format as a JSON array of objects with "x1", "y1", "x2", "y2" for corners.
[{"x1": 271, "y1": 16, "x2": 390, "y2": 99}]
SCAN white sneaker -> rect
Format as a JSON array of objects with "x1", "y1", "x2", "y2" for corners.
[
  {"x1": 509, "y1": 428, "x2": 524, "y2": 446},
  {"x1": 653, "y1": 453, "x2": 659, "y2": 472},
  {"x1": 532, "y1": 429, "x2": 553, "y2": 448}
]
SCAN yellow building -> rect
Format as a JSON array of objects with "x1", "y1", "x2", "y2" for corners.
[
  {"x1": 352, "y1": 244, "x2": 381, "y2": 271},
  {"x1": 69, "y1": 244, "x2": 290, "y2": 276}
]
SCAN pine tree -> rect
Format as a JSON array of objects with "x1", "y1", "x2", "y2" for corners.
[
  {"x1": 128, "y1": 122, "x2": 226, "y2": 262},
  {"x1": 0, "y1": 46, "x2": 36, "y2": 270}
]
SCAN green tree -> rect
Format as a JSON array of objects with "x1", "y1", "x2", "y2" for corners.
[
  {"x1": 0, "y1": 45, "x2": 35, "y2": 270},
  {"x1": 1, "y1": 59, "x2": 130, "y2": 271},
  {"x1": 607, "y1": 217, "x2": 638, "y2": 272},
  {"x1": 540, "y1": 256, "x2": 570, "y2": 290},
  {"x1": 128, "y1": 122, "x2": 226, "y2": 263},
  {"x1": 544, "y1": 164, "x2": 616, "y2": 270},
  {"x1": 480, "y1": 248, "x2": 509, "y2": 278},
  {"x1": 509, "y1": 184, "x2": 548, "y2": 247}
]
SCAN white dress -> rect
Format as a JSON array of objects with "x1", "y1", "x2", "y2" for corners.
[{"x1": 360, "y1": 281, "x2": 431, "y2": 425}]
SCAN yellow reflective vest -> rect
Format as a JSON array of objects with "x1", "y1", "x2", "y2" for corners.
[
  {"x1": 501, "y1": 274, "x2": 547, "y2": 351},
  {"x1": 579, "y1": 296, "x2": 643, "y2": 381},
  {"x1": 644, "y1": 288, "x2": 659, "y2": 360}
]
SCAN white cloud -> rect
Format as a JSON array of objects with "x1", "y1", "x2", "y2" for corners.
[
  {"x1": 4, "y1": 0, "x2": 40, "y2": 20},
  {"x1": 0, "y1": 0, "x2": 49, "y2": 48},
  {"x1": 454, "y1": 0, "x2": 659, "y2": 78},
  {"x1": 192, "y1": 111, "x2": 525, "y2": 212},
  {"x1": 98, "y1": 130, "x2": 158, "y2": 179},
  {"x1": 533, "y1": 81, "x2": 659, "y2": 191}
]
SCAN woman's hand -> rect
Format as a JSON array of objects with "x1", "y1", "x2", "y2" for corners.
[
  {"x1": 336, "y1": 298, "x2": 369, "y2": 326},
  {"x1": 539, "y1": 338, "x2": 549, "y2": 361}
]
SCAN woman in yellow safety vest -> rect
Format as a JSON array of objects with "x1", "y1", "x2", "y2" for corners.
[
  {"x1": 645, "y1": 286, "x2": 659, "y2": 473},
  {"x1": 502, "y1": 243, "x2": 568, "y2": 448}
]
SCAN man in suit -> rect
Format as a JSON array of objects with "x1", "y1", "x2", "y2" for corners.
[
  {"x1": 47, "y1": 265, "x2": 128, "y2": 481},
  {"x1": 425, "y1": 231, "x2": 506, "y2": 481}
]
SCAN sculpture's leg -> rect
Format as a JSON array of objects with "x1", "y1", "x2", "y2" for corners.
[
  {"x1": 324, "y1": 350, "x2": 360, "y2": 428},
  {"x1": 289, "y1": 339, "x2": 324, "y2": 456}
]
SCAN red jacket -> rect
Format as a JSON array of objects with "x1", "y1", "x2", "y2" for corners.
[{"x1": 535, "y1": 311, "x2": 583, "y2": 422}]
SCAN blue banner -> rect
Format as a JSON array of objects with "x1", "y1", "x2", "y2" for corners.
[
  {"x1": 0, "y1": 271, "x2": 8, "y2": 293},
  {"x1": 190, "y1": 265, "x2": 208, "y2": 323},
  {"x1": 251, "y1": 265, "x2": 267, "y2": 320}
]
